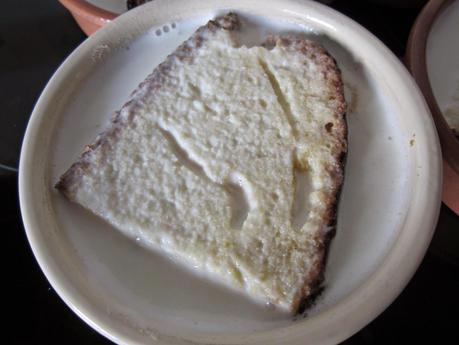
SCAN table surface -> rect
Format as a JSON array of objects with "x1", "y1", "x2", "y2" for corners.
[{"x1": 2, "y1": 0, "x2": 458, "y2": 344}]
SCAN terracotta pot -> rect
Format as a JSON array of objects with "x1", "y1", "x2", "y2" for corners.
[{"x1": 59, "y1": 0, "x2": 117, "y2": 35}]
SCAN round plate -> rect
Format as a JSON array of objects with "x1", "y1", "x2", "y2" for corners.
[{"x1": 19, "y1": 0, "x2": 442, "y2": 344}]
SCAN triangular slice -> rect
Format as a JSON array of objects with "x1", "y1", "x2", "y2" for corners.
[{"x1": 56, "y1": 13, "x2": 347, "y2": 314}]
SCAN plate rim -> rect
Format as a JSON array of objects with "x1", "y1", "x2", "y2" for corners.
[{"x1": 19, "y1": 0, "x2": 442, "y2": 344}]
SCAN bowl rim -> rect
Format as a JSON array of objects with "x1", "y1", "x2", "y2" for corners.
[
  {"x1": 20, "y1": 0, "x2": 442, "y2": 344},
  {"x1": 406, "y1": 0, "x2": 459, "y2": 174}
]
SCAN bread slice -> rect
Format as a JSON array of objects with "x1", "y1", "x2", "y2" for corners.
[{"x1": 56, "y1": 13, "x2": 347, "y2": 314}]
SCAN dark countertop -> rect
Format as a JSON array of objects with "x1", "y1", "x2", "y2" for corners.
[{"x1": 2, "y1": 0, "x2": 458, "y2": 344}]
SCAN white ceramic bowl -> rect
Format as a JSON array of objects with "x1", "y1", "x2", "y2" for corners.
[
  {"x1": 406, "y1": 0, "x2": 459, "y2": 214},
  {"x1": 20, "y1": 0, "x2": 442, "y2": 344}
]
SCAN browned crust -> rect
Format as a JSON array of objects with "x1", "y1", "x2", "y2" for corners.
[
  {"x1": 264, "y1": 35, "x2": 347, "y2": 314},
  {"x1": 55, "y1": 13, "x2": 240, "y2": 196}
]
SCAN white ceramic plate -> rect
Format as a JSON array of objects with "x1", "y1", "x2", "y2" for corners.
[
  {"x1": 427, "y1": 0, "x2": 459, "y2": 113},
  {"x1": 20, "y1": 0, "x2": 442, "y2": 344}
]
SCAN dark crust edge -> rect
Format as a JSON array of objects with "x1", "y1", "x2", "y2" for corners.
[
  {"x1": 55, "y1": 13, "x2": 240, "y2": 196},
  {"x1": 265, "y1": 35, "x2": 348, "y2": 314},
  {"x1": 297, "y1": 148, "x2": 347, "y2": 315}
]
